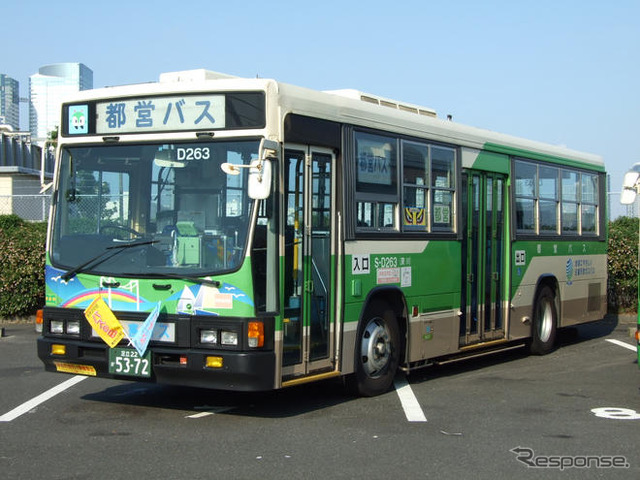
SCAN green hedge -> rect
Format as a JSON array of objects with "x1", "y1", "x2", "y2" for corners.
[
  {"x1": 608, "y1": 216, "x2": 638, "y2": 313},
  {"x1": 0, "y1": 214, "x2": 637, "y2": 317},
  {"x1": 0, "y1": 215, "x2": 47, "y2": 318}
]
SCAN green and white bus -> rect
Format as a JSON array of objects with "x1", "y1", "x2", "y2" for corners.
[{"x1": 38, "y1": 70, "x2": 607, "y2": 396}]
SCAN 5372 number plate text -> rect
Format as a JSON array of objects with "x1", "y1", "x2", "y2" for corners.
[{"x1": 108, "y1": 348, "x2": 151, "y2": 378}]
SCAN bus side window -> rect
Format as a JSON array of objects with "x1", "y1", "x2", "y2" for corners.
[
  {"x1": 357, "y1": 201, "x2": 396, "y2": 229},
  {"x1": 354, "y1": 131, "x2": 399, "y2": 232}
]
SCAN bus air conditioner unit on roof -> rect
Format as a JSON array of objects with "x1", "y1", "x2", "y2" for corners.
[
  {"x1": 159, "y1": 69, "x2": 239, "y2": 83},
  {"x1": 324, "y1": 89, "x2": 437, "y2": 118}
]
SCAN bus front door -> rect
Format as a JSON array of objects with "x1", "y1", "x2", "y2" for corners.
[
  {"x1": 282, "y1": 146, "x2": 336, "y2": 381},
  {"x1": 461, "y1": 171, "x2": 506, "y2": 346}
]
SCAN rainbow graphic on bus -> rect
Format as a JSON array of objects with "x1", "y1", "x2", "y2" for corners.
[
  {"x1": 61, "y1": 289, "x2": 141, "y2": 308},
  {"x1": 46, "y1": 265, "x2": 148, "y2": 311}
]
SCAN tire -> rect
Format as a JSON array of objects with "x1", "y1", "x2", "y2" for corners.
[
  {"x1": 346, "y1": 300, "x2": 400, "y2": 397},
  {"x1": 530, "y1": 285, "x2": 557, "y2": 355}
]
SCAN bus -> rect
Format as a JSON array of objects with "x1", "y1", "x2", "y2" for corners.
[{"x1": 37, "y1": 69, "x2": 607, "y2": 396}]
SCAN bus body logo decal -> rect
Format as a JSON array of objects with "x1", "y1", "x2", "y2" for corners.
[{"x1": 566, "y1": 258, "x2": 574, "y2": 285}]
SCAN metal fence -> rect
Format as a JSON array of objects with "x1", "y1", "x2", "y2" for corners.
[{"x1": 0, "y1": 194, "x2": 51, "y2": 222}]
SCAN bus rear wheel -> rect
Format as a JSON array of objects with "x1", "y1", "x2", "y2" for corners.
[
  {"x1": 347, "y1": 300, "x2": 400, "y2": 397},
  {"x1": 530, "y1": 285, "x2": 557, "y2": 355}
]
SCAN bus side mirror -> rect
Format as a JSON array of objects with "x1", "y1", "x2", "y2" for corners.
[
  {"x1": 248, "y1": 139, "x2": 278, "y2": 200},
  {"x1": 621, "y1": 163, "x2": 640, "y2": 205},
  {"x1": 248, "y1": 158, "x2": 272, "y2": 200},
  {"x1": 221, "y1": 139, "x2": 277, "y2": 200}
]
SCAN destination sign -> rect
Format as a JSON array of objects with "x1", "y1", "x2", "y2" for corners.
[
  {"x1": 62, "y1": 91, "x2": 265, "y2": 136},
  {"x1": 95, "y1": 94, "x2": 225, "y2": 134}
]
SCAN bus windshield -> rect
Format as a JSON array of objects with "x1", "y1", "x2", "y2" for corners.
[{"x1": 50, "y1": 140, "x2": 259, "y2": 278}]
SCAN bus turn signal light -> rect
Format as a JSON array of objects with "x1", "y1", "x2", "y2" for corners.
[
  {"x1": 51, "y1": 344, "x2": 66, "y2": 355},
  {"x1": 36, "y1": 309, "x2": 43, "y2": 332},
  {"x1": 248, "y1": 321, "x2": 264, "y2": 348}
]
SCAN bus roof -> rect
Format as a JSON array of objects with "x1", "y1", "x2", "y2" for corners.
[
  {"x1": 64, "y1": 69, "x2": 603, "y2": 169},
  {"x1": 274, "y1": 80, "x2": 603, "y2": 169}
]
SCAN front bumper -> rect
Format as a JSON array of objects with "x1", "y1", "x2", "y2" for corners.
[
  {"x1": 37, "y1": 337, "x2": 276, "y2": 391},
  {"x1": 38, "y1": 307, "x2": 276, "y2": 391}
]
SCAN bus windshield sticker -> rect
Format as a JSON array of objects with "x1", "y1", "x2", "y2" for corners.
[
  {"x1": 434, "y1": 205, "x2": 450, "y2": 224},
  {"x1": 404, "y1": 207, "x2": 426, "y2": 227}
]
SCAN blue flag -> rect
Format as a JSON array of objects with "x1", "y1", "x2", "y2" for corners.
[{"x1": 130, "y1": 301, "x2": 161, "y2": 357}]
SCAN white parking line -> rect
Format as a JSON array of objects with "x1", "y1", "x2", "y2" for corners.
[
  {"x1": 394, "y1": 376, "x2": 427, "y2": 422},
  {"x1": 185, "y1": 407, "x2": 234, "y2": 419},
  {"x1": 605, "y1": 339, "x2": 636, "y2": 353},
  {"x1": 0, "y1": 375, "x2": 87, "y2": 422}
]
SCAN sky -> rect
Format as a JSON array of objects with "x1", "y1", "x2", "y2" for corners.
[{"x1": 3, "y1": 0, "x2": 638, "y2": 218}]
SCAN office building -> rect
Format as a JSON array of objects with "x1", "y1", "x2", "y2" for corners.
[
  {"x1": 29, "y1": 63, "x2": 93, "y2": 143},
  {"x1": 0, "y1": 74, "x2": 20, "y2": 131}
]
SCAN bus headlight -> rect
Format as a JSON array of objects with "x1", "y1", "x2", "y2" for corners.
[
  {"x1": 50, "y1": 321, "x2": 64, "y2": 334},
  {"x1": 221, "y1": 330, "x2": 238, "y2": 346},
  {"x1": 67, "y1": 321, "x2": 81, "y2": 336},
  {"x1": 200, "y1": 329, "x2": 218, "y2": 344}
]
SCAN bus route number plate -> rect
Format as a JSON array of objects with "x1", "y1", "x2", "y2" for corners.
[{"x1": 109, "y1": 347, "x2": 151, "y2": 378}]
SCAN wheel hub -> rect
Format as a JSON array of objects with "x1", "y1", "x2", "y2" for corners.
[{"x1": 361, "y1": 319, "x2": 391, "y2": 377}]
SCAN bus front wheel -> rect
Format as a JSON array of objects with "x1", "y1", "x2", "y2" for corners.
[
  {"x1": 347, "y1": 300, "x2": 400, "y2": 397},
  {"x1": 530, "y1": 285, "x2": 557, "y2": 355}
]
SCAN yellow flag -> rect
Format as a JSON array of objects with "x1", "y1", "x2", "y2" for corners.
[{"x1": 84, "y1": 296, "x2": 125, "y2": 348}]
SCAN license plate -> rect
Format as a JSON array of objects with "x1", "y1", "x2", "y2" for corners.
[{"x1": 108, "y1": 347, "x2": 151, "y2": 378}]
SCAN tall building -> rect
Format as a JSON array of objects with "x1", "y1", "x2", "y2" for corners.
[
  {"x1": 0, "y1": 74, "x2": 20, "y2": 131},
  {"x1": 29, "y1": 63, "x2": 93, "y2": 143}
]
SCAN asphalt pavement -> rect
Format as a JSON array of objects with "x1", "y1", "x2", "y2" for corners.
[{"x1": 1, "y1": 314, "x2": 638, "y2": 480}]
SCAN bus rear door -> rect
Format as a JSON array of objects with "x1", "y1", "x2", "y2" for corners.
[{"x1": 461, "y1": 170, "x2": 507, "y2": 346}]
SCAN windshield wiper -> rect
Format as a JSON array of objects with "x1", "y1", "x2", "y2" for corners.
[
  {"x1": 141, "y1": 272, "x2": 221, "y2": 287},
  {"x1": 61, "y1": 240, "x2": 157, "y2": 281}
]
